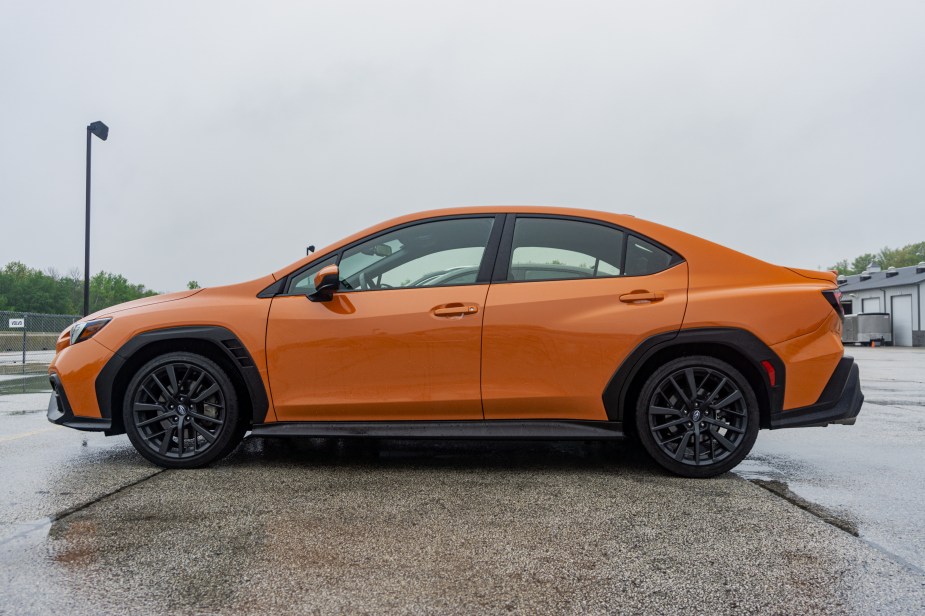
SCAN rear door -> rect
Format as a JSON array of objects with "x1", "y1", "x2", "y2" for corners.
[
  {"x1": 481, "y1": 215, "x2": 689, "y2": 421},
  {"x1": 267, "y1": 215, "x2": 502, "y2": 422}
]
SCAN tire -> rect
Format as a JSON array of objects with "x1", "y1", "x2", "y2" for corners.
[
  {"x1": 123, "y1": 352, "x2": 242, "y2": 468},
  {"x1": 635, "y1": 355, "x2": 759, "y2": 478}
]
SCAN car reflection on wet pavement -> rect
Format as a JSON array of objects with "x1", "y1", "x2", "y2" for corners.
[{"x1": 1, "y1": 350, "x2": 925, "y2": 614}]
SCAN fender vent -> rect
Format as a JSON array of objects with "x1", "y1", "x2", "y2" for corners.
[{"x1": 221, "y1": 339, "x2": 254, "y2": 367}]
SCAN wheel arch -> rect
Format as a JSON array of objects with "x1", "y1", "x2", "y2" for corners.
[
  {"x1": 602, "y1": 328, "x2": 785, "y2": 432},
  {"x1": 95, "y1": 326, "x2": 269, "y2": 435}
]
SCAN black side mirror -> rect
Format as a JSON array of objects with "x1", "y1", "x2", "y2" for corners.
[{"x1": 307, "y1": 264, "x2": 340, "y2": 302}]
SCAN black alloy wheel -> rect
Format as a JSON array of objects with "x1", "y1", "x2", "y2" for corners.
[
  {"x1": 123, "y1": 352, "x2": 242, "y2": 468},
  {"x1": 635, "y1": 355, "x2": 759, "y2": 478}
]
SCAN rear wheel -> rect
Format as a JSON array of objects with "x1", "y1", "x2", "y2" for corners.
[
  {"x1": 123, "y1": 352, "x2": 242, "y2": 468},
  {"x1": 635, "y1": 355, "x2": 759, "y2": 478}
]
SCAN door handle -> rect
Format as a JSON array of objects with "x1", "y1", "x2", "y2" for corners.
[
  {"x1": 619, "y1": 290, "x2": 665, "y2": 304},
  {"x1": 433, "y1": 303, "x2": 480, "y2": 317}
]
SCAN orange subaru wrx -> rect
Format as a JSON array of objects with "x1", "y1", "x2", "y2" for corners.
[{"x1": 48, "y1": 207, "x2": 863, "y2": 477}]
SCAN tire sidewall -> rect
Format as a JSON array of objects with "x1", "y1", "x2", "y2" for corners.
[
  {"x1": 635, "y1": 355, "x2": 760, "y2": 478},
  {"x1": 123, "y1": 351, "x2": 240, "y2": 469}
]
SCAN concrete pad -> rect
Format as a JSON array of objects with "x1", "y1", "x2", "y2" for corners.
[{"x1": 1, "y1": 438, "x2": 924, "y2": 614}]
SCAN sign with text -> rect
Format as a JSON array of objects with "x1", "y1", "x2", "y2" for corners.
[{"x1": 8, "y1": 318, "x2": 25, "y2": 329}]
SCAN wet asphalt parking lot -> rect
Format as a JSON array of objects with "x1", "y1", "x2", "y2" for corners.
[{"x1": 1, "y1": 348, "x2": 924, "y2": 614}]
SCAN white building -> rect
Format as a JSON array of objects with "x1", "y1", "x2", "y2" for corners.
[{"x1": 838, "y1": 262, "x2": 925, "y2": 347}]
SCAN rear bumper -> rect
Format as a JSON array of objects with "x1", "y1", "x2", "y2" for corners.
[
  {"x1": 769, "y1": 357, "x2": 863, "y2": 429},
  {"x1": 47, "y1": 373, "x2": 111, "y2": 432}
]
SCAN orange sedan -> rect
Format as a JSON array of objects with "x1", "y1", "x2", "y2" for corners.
[{"x1": 48, "y1": 207, "x2": 862, "y2": 477}]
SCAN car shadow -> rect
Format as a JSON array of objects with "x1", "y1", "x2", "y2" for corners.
[{"x1": 219, "y1": 434, "x2": 662, "y2": 475}]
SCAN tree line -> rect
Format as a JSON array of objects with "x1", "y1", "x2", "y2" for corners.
[
  {"x1": 831, "y1": 241, "x2": 925, "y2": 276},
  {"x1": 0, "y1": 261, "x2": 159, "y2": 315}
]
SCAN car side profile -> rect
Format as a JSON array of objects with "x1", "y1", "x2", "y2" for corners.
[{"x1": 48, "y1": 206, "x2": 863, "y2": 477}]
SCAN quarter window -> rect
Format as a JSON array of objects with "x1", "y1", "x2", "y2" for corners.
[{"x1": 625, "y1": 235, "x2": 674, "y2": 276}]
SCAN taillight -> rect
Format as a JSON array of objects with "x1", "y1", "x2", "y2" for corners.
[{"x1": 822, "y1": 290, "x2": 845, "y2": 322}]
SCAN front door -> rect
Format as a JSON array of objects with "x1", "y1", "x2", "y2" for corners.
[
  {"x1": 266, "y1": 216, "x2": 500, "y2": 422},
  {"x1": 481, "y1": 216, "x2": 689, "y2": 421}
]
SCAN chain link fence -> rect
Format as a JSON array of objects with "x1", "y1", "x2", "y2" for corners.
[{"x1": 0, "y1": 311, "x2": 79, "y2": 394}]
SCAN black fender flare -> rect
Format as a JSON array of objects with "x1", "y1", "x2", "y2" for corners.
[
  {"x1": 95, "y1": 326, "x2": 270, "y2": 429},
  {"x1": 601, "y1": 327, "x2": 786, "y2": 425}
]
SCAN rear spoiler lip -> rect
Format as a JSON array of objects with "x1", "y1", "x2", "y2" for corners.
[{"x1": 785, "y1": 266, "x2": 838, "y2": 285}]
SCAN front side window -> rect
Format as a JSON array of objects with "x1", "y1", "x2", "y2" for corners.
[
  {"x1": 338, "y1": 217, "x2": 495, "y2": 291},
  {"x1": 507, "y1": 218, "x2": 624, "y2": 281}
]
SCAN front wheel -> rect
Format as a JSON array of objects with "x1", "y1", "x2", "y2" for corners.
[
  {"x1": 635, "y1": 356, "x2": 760, "y2": 478},
  {"x1": 123, "y1": 352, "x2": 242, "y2": 468}
]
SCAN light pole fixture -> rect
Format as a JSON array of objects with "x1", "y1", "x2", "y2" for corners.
[{"x1": 84, "y1": 121, "x2": 109, "y2": 316}]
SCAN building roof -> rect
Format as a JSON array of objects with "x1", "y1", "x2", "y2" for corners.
[{"x1": 839, "y1": 263, "x2": 925, "y2": 292}]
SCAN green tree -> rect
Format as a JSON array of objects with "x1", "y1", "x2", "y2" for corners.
[
  {"x1": 187, "y1": 280, "x2": 201, "y2": 289},
  {"x1": 89, "y1": 272, "x2": 158, "y2": 313},
  {"x1": 850, "y1": 253, "x2": 877, "y2": 275},
  {"x1": 0, "y1": 262, "x2": 158, "y2": 314},
  {"x1": 831, "y1": 259, "x2": 851, "y2": 276},
  {"x1": 877, "y1": 242, "x2": 925, "y2": 270},
  {"x1": 0, "y1": 262, "x2": 71, "y2": 313},
  {"x1": 830, "y1": 241, "x2": 925, "y2": 275}
]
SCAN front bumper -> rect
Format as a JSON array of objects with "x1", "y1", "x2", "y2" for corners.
[
  {"x1": 47, "y1": 373, "x2": 111, "y2": 432},
  {"x1": 769, "y1": 356, "x2": 863, "y2": 429}
]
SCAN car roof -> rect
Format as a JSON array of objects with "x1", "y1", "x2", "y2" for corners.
[
  {"x1": 274, "y1": 206, "x2": 640, "y2": 280},
  {"x1": 271, "y1": 205, "x2": 798, "y2": 287}
]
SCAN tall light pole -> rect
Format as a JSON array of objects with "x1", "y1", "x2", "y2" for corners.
[{"x1": 85, "y1": 121, "x2": 108, "y2": 316}]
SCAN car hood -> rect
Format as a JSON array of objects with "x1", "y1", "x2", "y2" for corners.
[{"x1": 83, "y1": 289, "x2": 204, "y2": 320}]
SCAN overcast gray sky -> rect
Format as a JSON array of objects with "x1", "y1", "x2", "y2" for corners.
[{"x1": 2, "y1": 0, "x2": 924, "y2": 291}]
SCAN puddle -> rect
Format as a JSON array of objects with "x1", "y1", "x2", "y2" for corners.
[
  {"x1": 0, "y1": 374, "x2": 51, "y2": 395},
  {"x1": 0, "y1": 517, "x2": 52, "y2": 548},
  {"x1": 0, "y1": 409, "x2": 45, "y2": 416},
  {"x1": 736, "y1": 458, "x2": 860, "y2": 536},
  {"x1": 750, "y1": 479, "x2": 860, "y2": 536}
]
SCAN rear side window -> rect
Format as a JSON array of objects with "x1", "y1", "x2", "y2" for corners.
[
  {"x1": 507, "y1": 218, "x2": 623, "y2": 282},
  {"x1": 625, "y1": 235, "x2": 674, "y2": 276}
]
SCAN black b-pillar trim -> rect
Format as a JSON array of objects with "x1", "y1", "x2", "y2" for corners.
[
  {"x1": 475, "y1": 214, "x2": 508, "y2": 283},
  {"x1": 489, "y1": 214, "x2": 516, "y2": 282},
  {"x1": 95, "y1": 326, "x2": 270, "y2": 426},
  {"x1": 601, "y1": 327, "x2": 786, "y2": 423}
]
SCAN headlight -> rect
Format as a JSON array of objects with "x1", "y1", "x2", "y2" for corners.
[{"x1": 70, "y1": 318, "x2": 112, "y2": 346}]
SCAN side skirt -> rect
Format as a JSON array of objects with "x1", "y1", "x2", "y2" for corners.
[{"x1": 250, "y1": 420, "x2": 626, "y2": 440}]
